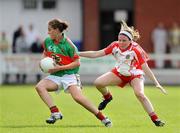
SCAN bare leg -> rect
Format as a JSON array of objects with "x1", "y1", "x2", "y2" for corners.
[
  {"x1": 94, "y1": 72, "x2": 122, "y2": 110},
  {"x1": 35, "y1": 79, "x2": 63, "y2": 124},
  {"x1": 35, "y1": 79, "x2": 58, "y2": 108},
  {"x1": 131, "y1": 78, "x2": 154, "y2": 114},
  {"x1": 131, "y1": 78, "x2": 165, "y2": 126},
  {"x1": 68, "y1": 85, "x2": 112, "y2": 127},
  {"x1": 68, "y1": 85, "x2": 99, "y2": 115},
  {"x1": 94, "y1": 72, "x2": 122, "y2": 95}
]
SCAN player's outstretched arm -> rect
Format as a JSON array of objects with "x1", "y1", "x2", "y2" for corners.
[
  {"x1": 79, "y1": 49, "x2": 105, "y2": 58},
  {"x1": 142, "y1": 63, "x2": 167, "y2": 94}
]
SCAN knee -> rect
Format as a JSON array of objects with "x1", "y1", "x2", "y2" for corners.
[
  {"x1": 35, "y1": 84, "x2": 45, "y2": 93},
  {"x1": 94, "y1": 79, "x2": 105, "y2": 88}
]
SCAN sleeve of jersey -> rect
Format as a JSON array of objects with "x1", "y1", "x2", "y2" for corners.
[
  {"x1": 104, "y1": 42, "x2": 115, "y2": 55},
  {"x1": 72, "y1": 53, "x2": 79, "y2": 61},
  {"x1": 134, "y1": 47, "x2": 149, "y2": 65},
  {"x1": 71, "y1": 46, "x2": 80, "y2": 60},
  {"x1": 67, "y1": 38, "x2": 80, "y2": 61}
]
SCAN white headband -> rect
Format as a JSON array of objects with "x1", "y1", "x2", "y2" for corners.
[{"x1": 119, "y1": 31, "x2": 133, "y2": 40}]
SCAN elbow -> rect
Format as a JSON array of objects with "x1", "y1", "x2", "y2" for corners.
[
  {"x1": 77, "y1": 62, "x2": 80, "y2": 66},
  {"x1": 75, "y1": 60, "x2": 80, "y2": 67}
]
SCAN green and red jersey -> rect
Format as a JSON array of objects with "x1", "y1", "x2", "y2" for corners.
[{"x1": 42, "y1": 34, "x2": 79, "y2": 77}]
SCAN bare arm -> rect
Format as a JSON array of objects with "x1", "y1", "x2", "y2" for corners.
[
  {"x1": 79, "y1": 49, "x2": 106, "y2": 58},
  {"x1": 142, "y1": 63, "x2": 159, "y2": 86},
  {"x1": 142, "y1": 63, "x2": 167, "y2": 94}
]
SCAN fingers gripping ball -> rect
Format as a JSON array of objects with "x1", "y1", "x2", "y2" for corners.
[{"x1": 39, "y1": 57, "x2": 55, "y2": 73}]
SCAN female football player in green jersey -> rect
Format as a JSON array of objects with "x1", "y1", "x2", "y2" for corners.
[{"x1": 35, "y1": 19, "x2": 112, "y2": 127}]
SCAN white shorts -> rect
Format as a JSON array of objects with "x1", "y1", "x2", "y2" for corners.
[{"x1": 45, "y1": 74, "x2": 81, "y2": 93}]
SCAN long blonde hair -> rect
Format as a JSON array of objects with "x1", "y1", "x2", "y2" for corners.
[{"x1": 120, "y1": 20, "x2": 140, "y2": 41}]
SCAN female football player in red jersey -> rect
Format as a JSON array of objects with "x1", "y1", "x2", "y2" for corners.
[
  {"x1": 79, "y1": 21, "x2": 167, "y2": 127},
  {"x1": 35, "y1": 18, "x2": 112, "y2": 127}
]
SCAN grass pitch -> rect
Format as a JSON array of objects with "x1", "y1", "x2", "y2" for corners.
[{"x1": 0, "y1": 85, "x2": 180, "y2": 133}]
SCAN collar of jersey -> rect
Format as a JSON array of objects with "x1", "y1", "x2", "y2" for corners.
[
  {"x1": 119, "y1": 43, "x2": 132, "y2": 52},
  {"x1": 54, "y1": 33, "x2": 66, "y2": 44}
]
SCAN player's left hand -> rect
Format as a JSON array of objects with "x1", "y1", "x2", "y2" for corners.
[{"x1": 156, "y1": 84, "x2": 167, "y2": 94}]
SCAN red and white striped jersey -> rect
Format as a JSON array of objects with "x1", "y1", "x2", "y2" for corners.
[{"x1": 104, "y1": 41, "x2": 149, "y2": 76}]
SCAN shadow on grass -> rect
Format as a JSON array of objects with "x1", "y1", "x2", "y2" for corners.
[{"x1": 0, "y1": 124, "x2": 103, "y2": 128}]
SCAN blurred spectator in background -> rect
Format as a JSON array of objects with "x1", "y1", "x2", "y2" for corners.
[
  {"x1": 0, "y1": 31, "x2": 9, "y2": 54},
  {"x1": 0, "y1": 31, "x2": 10, "y2": 83},
  {"x1": 26, "y1": 24, "x2": 40, "y2": 52},
  {"x1": 12, "y1": 25, "x2": 23, "y2": 53},
  {"x1": 13, "y1": 26, "x2": 27, "y2": 84},
  {"x1": 30, "y1": 37, "x2": 43, "y2": 83},
  {"x1": 168, "y1": 22, "x2": 180, "y2": 68},
  {"x1": 26, "y1": 24, "x2": 42, "y2": 82},
  {"x1": 16, "y1": 29, "x2": 29, "y2": 53},
  {"x1": 30, "y1": 37, "x2": 43, "y2": 53},
  {"x1": 151, "y1": 22, "x2": 168, "y2": 69}
]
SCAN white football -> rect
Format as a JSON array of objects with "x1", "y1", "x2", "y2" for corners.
[{"x1": 40, "y1": 57, "x2": 55, "y2": 73}]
